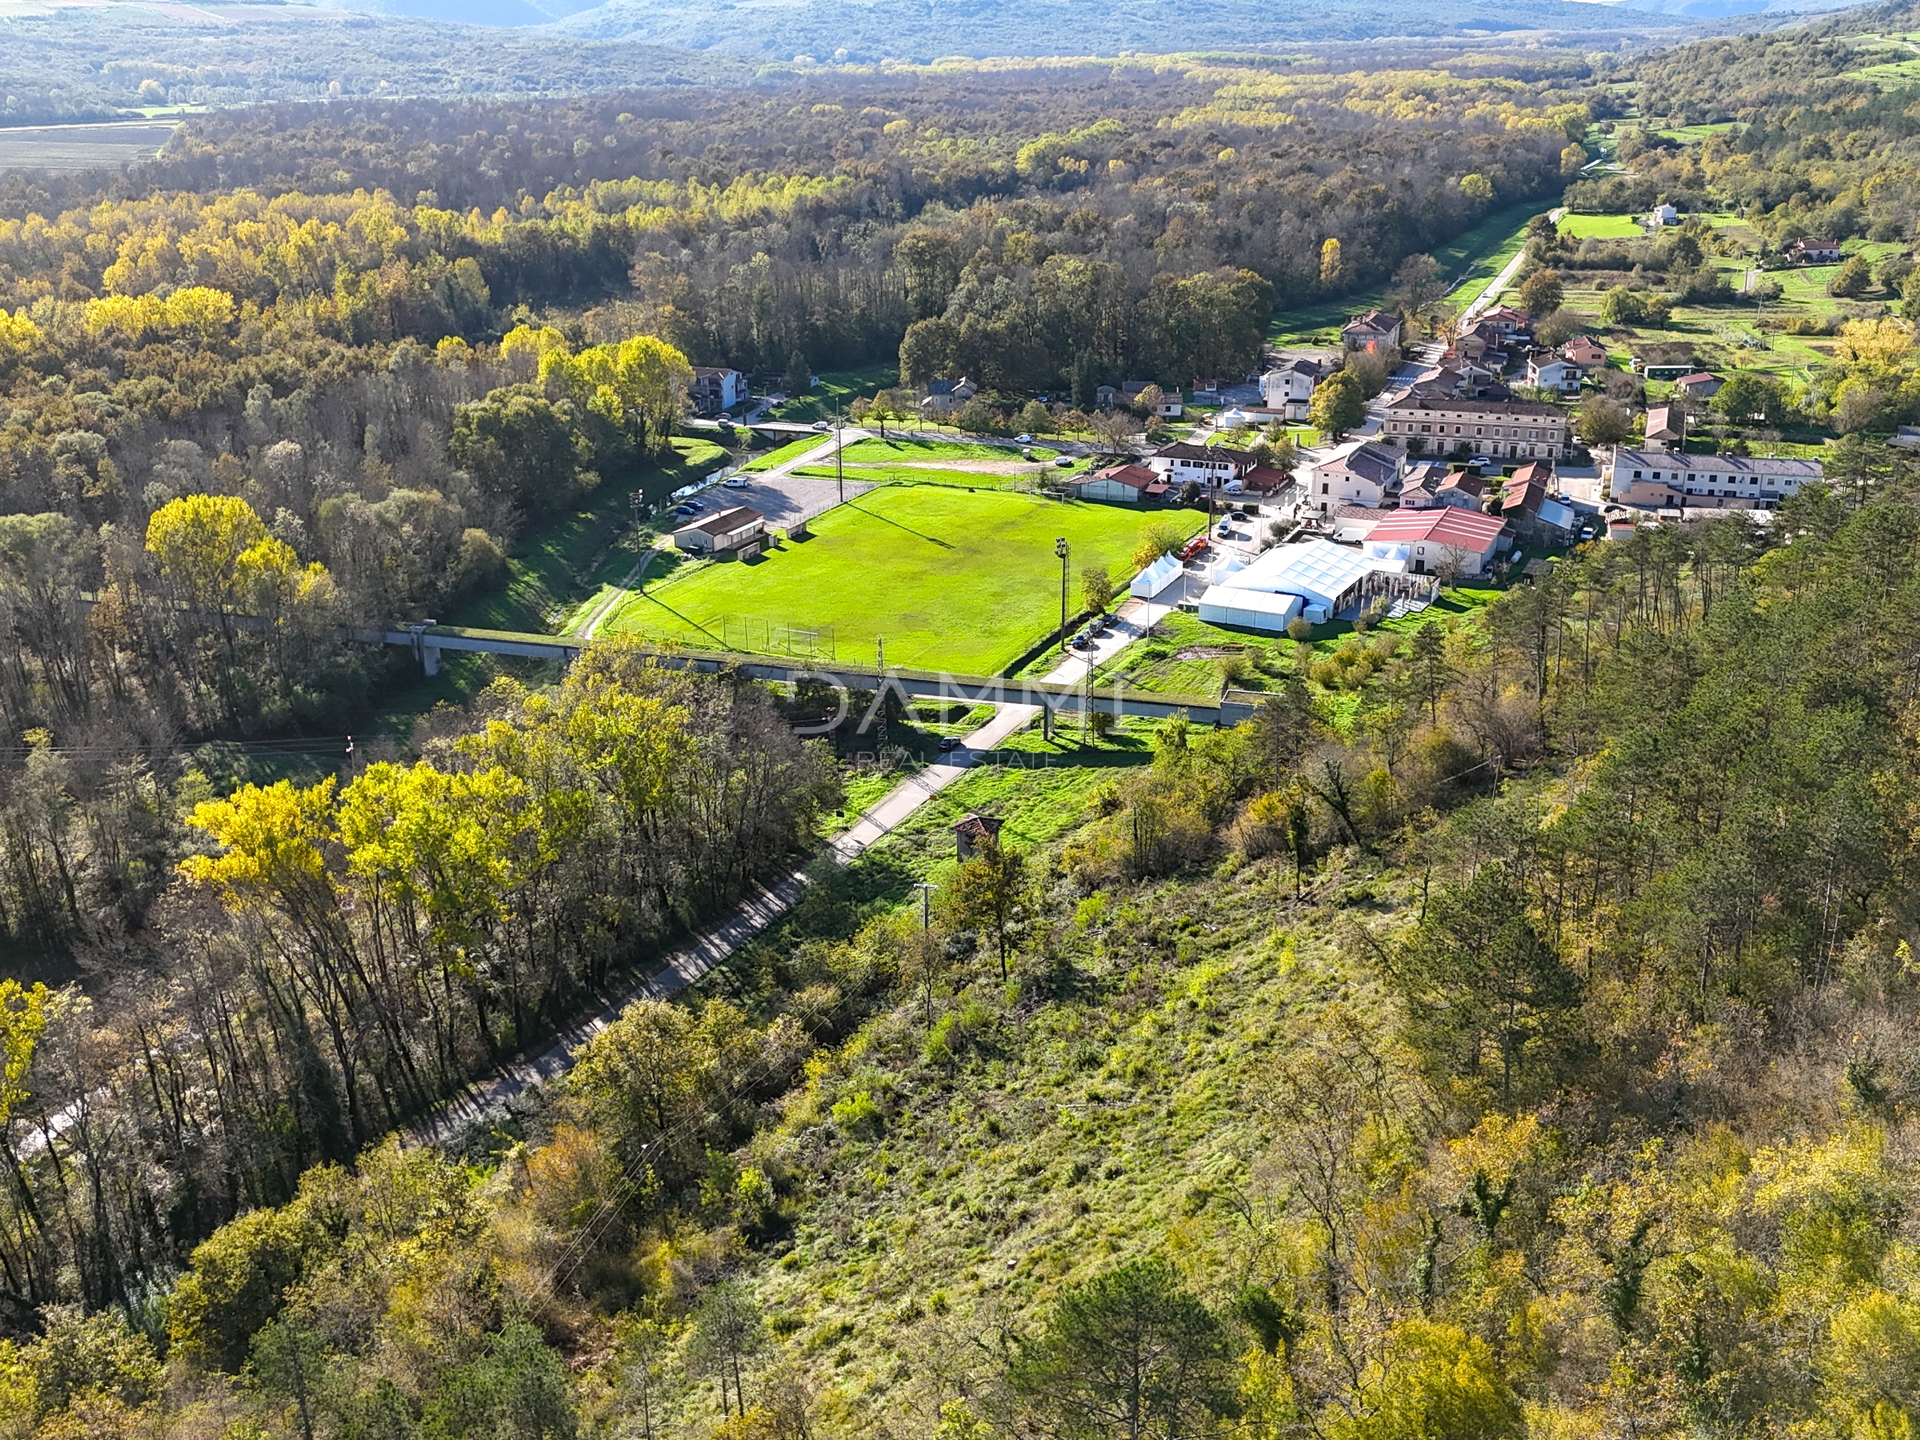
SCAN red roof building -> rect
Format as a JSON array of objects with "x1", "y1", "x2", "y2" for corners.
[{"x1": 1363, "y1": 508, "x2": 1508, "y2": 577}]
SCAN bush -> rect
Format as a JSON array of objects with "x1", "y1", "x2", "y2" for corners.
[
  {"x1": 169, "y1": 1188, "x2": 335, "y2": 1372},
  {"x1": 831, "y1": 1089, "x2": 885, "y2": 1136}
]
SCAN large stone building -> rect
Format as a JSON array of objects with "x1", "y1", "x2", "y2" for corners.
[{"x1": 1381, "y1": 395, "x2": 1571, "y2": 461}]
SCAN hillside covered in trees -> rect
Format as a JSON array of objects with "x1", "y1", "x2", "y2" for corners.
[{"x1": 11, "y1": 8, "x2": 1920, "y2": 1440}]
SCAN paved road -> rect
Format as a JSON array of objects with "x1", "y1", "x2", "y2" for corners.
[
  {"x1": 1457, "y1": 206, "x2": 1564, "y2": 328},
  {"x1": 405, "y1": 611, "x2": 1167, "y2": 1147}
]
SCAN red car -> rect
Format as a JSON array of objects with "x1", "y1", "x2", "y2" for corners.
[{"x1": 1178, "y1": 536, "x2": 1210, "y2": 562}]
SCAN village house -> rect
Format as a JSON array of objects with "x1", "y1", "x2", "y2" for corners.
[
  {"x1": 1147, "y1": 441, "x2": 1250, "y2": 488},
  {"x1": 1643, "y1": 404, "x2": 1683, "y2": 450},
  {"x1": 1434, "y1": 470, "x2": 1488, "y2": 510},
  {"x1": 1526, "y1": 352, "x2": 1582, "y2": 395},
  {"x1": 1476, "y1": 304, "x2": 1531, "y2": 338},
  {"x1": 919, "y1": 377, "x2": 978, "y2": 416},
  {"x1": 1381, "y1": 395, "x2": 1571, "y2": 460},
  {"x1": 1674, "y1": 372, "x2": 1723, "y2": 400},
  {"x1": 1074, "y1": 463, "x2": 1169, "y2": 504},
  {"x1": 1260, "y1": 359, "x2": 1319, "y2": 419},
  {"x1": 1560, "y1": 336, "x2": 1608, "y2": 374},
  {"x1": 1785, "y1": 237, "x2": 1841, "y2": 264},
  {"x1": 1647, "y1": 203, "x2": 1680, "y2": 228},
  {"x1": 1341, "y1": 310, "x2": 1402, "y2": 352},
  {"x1": 688, "y1": 367, "x2": 747, "y2": 415},
  {"x1": 1605, "y1": 450, "x2": 1826, "y2": 509},
  {"x1": 1500, "y1": 461, "x2": 1580, "y2": 543},
  {"x1": 1307, "y1": 441, "x2": 1403, "y2": 513},
  {"x1": 1119, "y1": 380, "x2": 1183, "y2": 417}
]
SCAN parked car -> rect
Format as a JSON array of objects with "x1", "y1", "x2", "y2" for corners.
[
  {"x1": 1217, "y1": 522, "x2": 1234, "y2": 538},
  {"x1": 1053, "y1": 456, "x2": 1075, "y2": 468},
  {"x1": 938, "y1": 736, "x2": 963, "y2": 752},
  {"x1": 1070, "y1": 632, "x2": 1094, "y2": 650},
  {"x1": 1015, "y1": 432, "x2": 1034, "y2": 443},
  {"x1": 672, "y1": 504, "x2": 698, "y2": 517},
  {"x1": 724, "y1": 474, "x2": 749, "y2": 488},
  {"x1": 810, "y1": 420, "x2": 831, "y2": 432},
  {"x1": 1178, "y1": 537, "x2": 1209, "y2": 561}
]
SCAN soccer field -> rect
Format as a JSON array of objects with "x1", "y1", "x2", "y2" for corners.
[{"x1": 602, "y1": 487, "x2": 1202, "y2": 673}]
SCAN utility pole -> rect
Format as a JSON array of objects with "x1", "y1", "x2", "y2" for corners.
[
  {"x1": 914, "y1": 881, "x2": 934, "y2": 930},
  {"x1": 835, "y1": 405, "x2": 845, "y2": 504},
  {"x1": 1055, "y1": 536, "x2": 1070, "y2": 653}
]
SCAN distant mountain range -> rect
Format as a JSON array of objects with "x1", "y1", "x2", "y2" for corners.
[
  {"x1": 538, "y1": 0, "x2": 1692, "y2": 58},
  {"x1": 266, "y1": 0, "x2": 1876, "y2": 62}
]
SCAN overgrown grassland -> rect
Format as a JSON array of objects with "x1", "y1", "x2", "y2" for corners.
[{"x1": 740, "y1": 811, "x2": 1386, "y2": 1433}]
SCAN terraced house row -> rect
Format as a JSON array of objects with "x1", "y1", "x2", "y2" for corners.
[{"x1": 1381, "y1": 395, "x2": 1571, "y2": 460}]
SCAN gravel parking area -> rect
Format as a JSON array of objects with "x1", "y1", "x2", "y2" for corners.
[{"x1": 715, "y1": 472, "x2": 874, "y2": 530}]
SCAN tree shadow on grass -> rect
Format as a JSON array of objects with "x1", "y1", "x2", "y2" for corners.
[{"x1": 844, "y1": 500, "x2": 955, "y2": 549}]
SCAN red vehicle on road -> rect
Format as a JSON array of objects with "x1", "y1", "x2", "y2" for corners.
[{"x1": 1178, "y1": 536, "x2": 1210, "y2": 562}]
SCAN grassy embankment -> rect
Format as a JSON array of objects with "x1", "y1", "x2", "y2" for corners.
[
  {"x1": 1268, "y1": 198, "x2": 1546, "y2": 347},
  {"x1": 364, "y1": 438, "x2": 728, "y2": 732},
  {"x1": 767, "y1": 365, "x2": 900, "y2": 423}
]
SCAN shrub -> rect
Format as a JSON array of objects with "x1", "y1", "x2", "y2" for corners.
[{"x1": 831, "y1": 1089, "x2": 884, "y2": 1137}]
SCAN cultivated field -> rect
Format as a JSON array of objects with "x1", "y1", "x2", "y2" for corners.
[
  {"x1": 602, "y1": 486, "x2": 1201, "y2": 673},
  {"x1": 0, "y1": 121, "x2": 176, "y2": 171}
]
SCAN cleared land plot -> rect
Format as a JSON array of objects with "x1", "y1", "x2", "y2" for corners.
[
  {"x1": 602, "y1": 487, "x2": 1201, "y2": 673},
  {"x1": 0, "y1": 121, "x2": 176, "y2": 171},
  {"x1": 1559, "y1": 213, "x2": 1644, "y2": 239},
  {"x1": 1556, "y1": 243, "x2": 1903, "y2": 381},
  {"x1": 743, "y1": 436, "x2": 827, "y2": 471},
  {"x1": 768, "y1": 365, "x2": 898, "y2": 423}
]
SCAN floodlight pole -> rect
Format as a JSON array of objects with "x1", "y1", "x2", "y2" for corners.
[
  {"x1": 835, "y1": 407, "x2": 845, "y2": 504},
  {"x1": 1056, "y1": 536, "x2": 1070, "y2": 654}
]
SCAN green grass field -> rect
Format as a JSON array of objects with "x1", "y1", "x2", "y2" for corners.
[
  {"x1": 768, "y1": 365, "x2": 899, "y2": 423},
  {"x1": 1656, "y1": 121, "x2": 1742, "y2": 143},
  {"x1": 743, "y1": 436, "x2": 826, "y2": 471},
  {"x1": 1268, "y1": 198, "x2": 1546, "y2": 346},
  {"x1": 445, "y1": 438, "x2": 728, "y2": 632},
  {"x1": 838, "y1": 437, "x2": 1055, "y2": 464},
  {"x1": 798, "y1": 464, "x2": 1068, "y2": 489},
  {"x1": 601, "y1": 487, "x2": 1201, "y2": 673},
  {"x1": 1559, "y1": 213, "x2": 1644, "y2": 239}
]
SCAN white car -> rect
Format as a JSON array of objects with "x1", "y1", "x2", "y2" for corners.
[
  {"x1": 1015, "y1": 432, "x2": 1034, "y2": 443},
  {"x1": 724, "y1": 475, "x2": 749, "y2": 488}
]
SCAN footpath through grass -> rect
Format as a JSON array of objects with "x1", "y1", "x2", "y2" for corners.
[{"x1": 602, "y1": 487, "x2": 1202, "y2": 674}]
